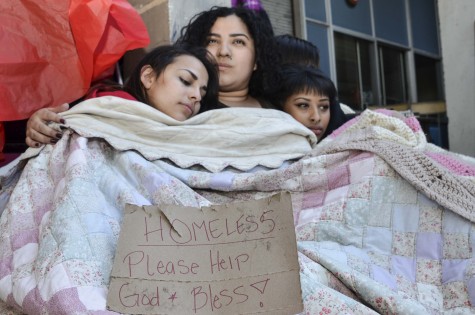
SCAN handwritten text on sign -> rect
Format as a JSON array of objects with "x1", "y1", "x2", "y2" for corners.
[{"x1": 107, "y1": 192, "x2": 302, "y2": 314}]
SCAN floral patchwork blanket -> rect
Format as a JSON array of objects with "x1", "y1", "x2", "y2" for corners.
[{"x1": 1, "y1": 101, "x2": 475, "y2": 314}]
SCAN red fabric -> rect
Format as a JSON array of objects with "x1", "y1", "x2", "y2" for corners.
[
  {"x1": 0, "y1": 0, "x2": 149, "y2": 121},
  {"x1": 0, "y1": 122, "x2": 4, "y2": 158}
]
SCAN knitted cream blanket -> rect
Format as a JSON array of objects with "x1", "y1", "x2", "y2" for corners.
[
  {"x1": 317, "y1": 109, "x2": 475, "y2": 219},
  {"x1": 21, "y1": 96, "x2": 317, "y2": 172}
]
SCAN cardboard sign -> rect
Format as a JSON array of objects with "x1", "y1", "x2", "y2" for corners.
[{"x1": 107, "y1": 192, "x2": 303, "y2": 314}]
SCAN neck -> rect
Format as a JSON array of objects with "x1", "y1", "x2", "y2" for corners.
[{"x1": 219, "y1": 90, "x2": 261, "y2": 108}]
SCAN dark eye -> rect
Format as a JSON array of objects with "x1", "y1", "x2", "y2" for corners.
[
  {"x1": 319, "y1": 104, "x2": 330, "y2": 111},
  {"x1": 297, "y1": 103, "x2": 309, "y2": 109},
  {"x1": 233, "y1": 39, "x2": 245, "y2": 45},
  {"x1": 206, "y1": 38, "x2": 218, "y2": 45}
]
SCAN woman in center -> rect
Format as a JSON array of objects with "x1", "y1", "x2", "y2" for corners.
[{"x1": 177, "y1": 6, "x2": 278, "y2": 109}]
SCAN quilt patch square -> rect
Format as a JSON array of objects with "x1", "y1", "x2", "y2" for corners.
[
  {"x1": 417, "y1": 282, "x2": 443, "y2": 310},
  {"x1": 301, "y1": 189, "x2": 326, "y2": 209},
  {"x1": 396, "y1": 275, "x2": 418, "y2": 299},
  {"x1": 442, "y1": 281, "x2": 470, "y2": 309},
  {"x1": 416, "y1": 259, "x2": 442, "y2": 285},
  {"x1": 344, "y1": 199, "x2": 370, "y2": 226},
  {"x1": 348, "y1": 156, "x2": 374, "y2": 184},
  {"x1": 347, "y1": 177, "x2": 372, "y2": 200},
  {"x1": 442, "y1": 259, "x2": 469, "y2": 283},
  {"x1": 327, "y1": 165, "x2": 350, "y2": 190},
  {"x1": 419, "y1": 203, "x2": 443, "y2": 232},
  {"x1": 443, "y1": 233, "x2": 471, "y2": 259},
  {"x1": 443, "y1": 211, "x2": 472, "y2": 234},
  {"x1": 416, "y1": 232, "x2": 442, "y2": 260},
  {"x1": 372, "y1": 264, "x2": 397, "y2": 290},
  {"x1": 368, "y1": 251, "x2": 391, "y2": 269},
  {"x1": 365, "y1": 227, "x2": 393, "y2": 254},
  {"x1": 392, "y1": 204, "x2": 419, "y2": 232},
  {"x1": 394, "y1": 179, "x2": 418, "y2": 204},
  {"x1": 392, "y1": 231, "x2": 416, "y2": 257},
  {"x1": 392, "y1": 255, "x2": 416, "y2": 283},
  {"x1": 370, "y1": 177, "x2": 397, "y2": 204},
  {"x1": 367, "y1": 202, "x2": 392, "y2": 228},
  {"x1": 11, "y1": 212, "x2": 36, "y2": 234}
]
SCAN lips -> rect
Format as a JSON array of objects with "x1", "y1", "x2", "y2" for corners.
[
  {"x1": 309, "y1": 127, "x2": 323, "y2": 137},
  {"x1": 218, "y1": 63, "x2": 231, "y2": 70},
  {"x1": 181, "y1": 103, "x2": 194, "y2": 116}
]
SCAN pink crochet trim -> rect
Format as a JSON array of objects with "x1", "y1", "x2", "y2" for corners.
[
  {"x1": 426, "y1": 152, "x2": 475, "y2": 176},
  {"x1": 404, "y1": 117, "x2": 422, "y2": 132}
]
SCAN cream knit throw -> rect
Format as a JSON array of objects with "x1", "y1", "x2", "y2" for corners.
[{"x1": 315, "y1": 109, "x2": 475, "y2": 220}]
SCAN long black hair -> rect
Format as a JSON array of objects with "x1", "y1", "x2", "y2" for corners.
[
  {"x1": 124, "y1": 44, "x2": 219, "y2": 112},
  {"x1": 176, "y1": 6, "x2": 279, "y2": 100}
]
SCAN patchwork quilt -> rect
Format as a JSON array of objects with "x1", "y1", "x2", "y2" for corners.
[{"x1": 1, "y1": 99, "x2": 475, "y2": 314}]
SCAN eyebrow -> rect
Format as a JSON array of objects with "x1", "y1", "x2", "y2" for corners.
[
  {"x1": 208, "y1": 32, "x2": 251, "y2": 40},
  {"x1": 179, "y1": 69, "x2": 208, "y2": 92},
  {"x1": 293, "y1": 96, "x2": 330, "y2": 102},
  {"x1": 180, "y1": 69, "x2": 197, "y2": 80}
]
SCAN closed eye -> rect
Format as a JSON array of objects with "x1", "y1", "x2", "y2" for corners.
[{"x1": 180, "y1": 77, "x2": 191, "y2": 86}]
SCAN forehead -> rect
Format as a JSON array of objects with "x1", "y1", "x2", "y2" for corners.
[
  {"x1": 165, "y1": 55, "x2": 208, "y2": 80},
  {"x1": 210, "y1": 14, "x2": 251, "y2": 36},
  {"x1": 289, "y1": 90, "x2": 329, "y2": 99}
]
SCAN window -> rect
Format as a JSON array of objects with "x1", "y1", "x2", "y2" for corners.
[
  {"x1": 334, "y1": 33, "x2": 374, "y2": 110},
  {"x1": 414, "y1": 54, "x2": 443, "y2": 102},
  {"x1": 379, "y1": 45, "x2": 408, "y2": 105},
  {"x1": 303, "y1": 0, "x2": 442, "y2": 111}
]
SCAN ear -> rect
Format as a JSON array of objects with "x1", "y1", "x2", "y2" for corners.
[
  {"x1": 253, "y1": 62, "x2": 257, "y2": 71},
  {"x1": 140, "y1": 65, "x2": 155, "y2": 89}
]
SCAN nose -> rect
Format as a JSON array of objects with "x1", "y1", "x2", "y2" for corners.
[
  {"x1": 309, "y1": 107, "x2": 321, "y2": 123},
  {"x1": 217, "y1": 42, "x2": 231, "y2": 58},
  {"x1": 189, "y1": 87, "x2": 202, "y2": 102}
]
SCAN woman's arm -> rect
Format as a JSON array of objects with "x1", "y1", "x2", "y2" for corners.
[{"x1": 25, "y1": 103, "x2": 69, "y2": 147}]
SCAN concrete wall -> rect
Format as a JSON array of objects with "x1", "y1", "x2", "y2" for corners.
[{"x1": 438, "y1": 0, "x2": 475, "y2": 157}]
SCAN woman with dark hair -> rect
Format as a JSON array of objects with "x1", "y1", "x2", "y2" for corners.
[
  {"x1": 71, "y1": 44, "x2": 219, "y2": 122},
  {"x1": 269, "y1": 64, "x2": 344, "y2": 142},
  {"x1": 176, "y1": 6, "x2": 278, "y2": 108},
  {"x1": 122, "y1": 44, "x2": 219, "y2": 114}
]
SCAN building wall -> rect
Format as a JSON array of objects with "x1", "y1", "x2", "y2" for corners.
[
  {"x1": 261, "y1": 0, "x2": 294, "y2": 35},
  {"x1": 438, "y1": 0, "x2": 475, "y2": 157}
]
